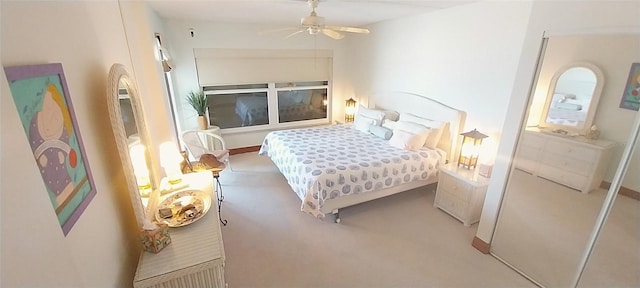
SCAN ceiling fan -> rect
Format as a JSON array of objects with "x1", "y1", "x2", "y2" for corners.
[{"x1": 279, "y1": 0, "x2": 370, "y2": 40}]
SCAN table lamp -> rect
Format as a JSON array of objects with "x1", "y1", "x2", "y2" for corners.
[{"x1": 458, "y1": 129, "x2": 488, "y2": 169}]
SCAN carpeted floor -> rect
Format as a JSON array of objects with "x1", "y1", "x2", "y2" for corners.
[{"x1": 217, "y1": 152, "x2": 534, "y2": 288}]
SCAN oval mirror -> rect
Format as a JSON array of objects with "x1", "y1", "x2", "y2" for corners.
[
  {"x1": 107, "y1": 63, "x2": 154, "y2": 227},
  {"x1": 540, "y1": 62, "x2": 604, "y2": 134}
]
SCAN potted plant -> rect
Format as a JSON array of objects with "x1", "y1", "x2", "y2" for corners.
[{"x1": 186, "y1": 90, "x2": 208, "y2": 129}]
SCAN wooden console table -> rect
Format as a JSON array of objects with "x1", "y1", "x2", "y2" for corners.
[{"x1": 133, "y1": 172, "x2": 226, "y2": 288}]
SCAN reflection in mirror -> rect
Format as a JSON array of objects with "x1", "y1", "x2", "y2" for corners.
[
  {"x1": 574, "y1": 105, "x2": 640, "y2": 287},
  {"x1": 119, "y1": 81, "x2": 151, "y2": 193},
  {"x1": 119, "y1": 83, "x2": 139, "y2": 143},
  {"x1": 107, "y1": 63, "x2": 154, "y2": 227},
  {"x1": 490, "y1": 34, "x2": 640, "y2": 288},
  {"x1": 577, "y1": 143, "x2": 639, "y2": 287},
  {"x1": 540, "y1": 63, "x2": 604, "y2": 133}
]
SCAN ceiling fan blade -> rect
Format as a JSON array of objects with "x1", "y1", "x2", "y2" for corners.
[
  {"x1": 325, "y1": 26, "x2": 370, "y2": 34},
  {"x1": 259, "y1": 27, "x2": 300, "y2": 35},
  {"x1": 285, "y1": 28, "x2": 307, "y2": 39},
  {"x1": 322, "y1": 29, "x2": 345, "y2": 40}
]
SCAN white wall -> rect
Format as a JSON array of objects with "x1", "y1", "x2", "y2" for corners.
[
  {"x1": 347, "y1": 1, "x2": 532, "y2": 147},
  {"x1": 1, "y1": 2, "x2": 140, "y2": 287},
  {"x1": 476, "y1": 0, "x2": 640, "y2": 244},
  {"x1": 160, "y1": 19, "x2": 350, "y2": 148}
]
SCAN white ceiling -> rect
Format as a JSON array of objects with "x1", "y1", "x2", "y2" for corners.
[{"x1": 146, "y1": 0, "x2": 476, "y2": 27}]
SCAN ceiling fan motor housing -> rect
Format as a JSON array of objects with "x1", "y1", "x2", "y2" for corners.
[{"x1": 301, "y1": 12, "x2": 324, "y2": 34}]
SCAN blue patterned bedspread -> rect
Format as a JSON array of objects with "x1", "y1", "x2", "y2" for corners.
[{"x1": 259, "y1": 125, "x2": 444, "y2": 219}]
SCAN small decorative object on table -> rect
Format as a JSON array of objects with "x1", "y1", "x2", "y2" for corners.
[
  {"x1": 139, "y1": 219, "x2": 171, "y2": 254},
  {"x1": 478, "y1": 163, "x2": 493, "y2": 178},
  {"x1": 155, "y1": 189, "x2": 212, "y2": 227},
  {"x1": 180, "y1": 150, "x2": 193, "y2": 174},
  {"x1": 585, "y1": 124, "x2": 600, "y2": 140}
]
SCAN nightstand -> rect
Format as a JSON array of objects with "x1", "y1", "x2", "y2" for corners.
[{"x1": 434, "y1": 163, "x2": 489, "y2": 226}]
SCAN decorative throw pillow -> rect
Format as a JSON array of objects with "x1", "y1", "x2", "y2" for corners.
[
  {"x1": 369, "y1": 125, "x2": 393, "y2": 140},
  {"x1": 372, "y1": 109, "x2": 399, "y2": 121}
]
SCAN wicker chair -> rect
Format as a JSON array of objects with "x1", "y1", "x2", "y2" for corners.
[{"x1": 181, "y1": 129, "x2": 231, "y2": 171}]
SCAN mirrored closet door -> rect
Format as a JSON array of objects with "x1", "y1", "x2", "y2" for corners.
[{"x1": 490, "y1": 33, "x2": 640, "y2": 287}]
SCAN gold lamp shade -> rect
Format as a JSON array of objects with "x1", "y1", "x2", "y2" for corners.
[
  {"x1": 458, "y1": 129, "x2": 488, "y2": 169},
  {"x1": 345, "y1": 98, "x2": 357, "y2": 122}
]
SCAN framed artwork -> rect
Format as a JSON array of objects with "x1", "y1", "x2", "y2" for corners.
[
  {"x1": 620, "y1": 62, "x2": 640, "y2": 111},
  {"x1": 4, "y1": 63, "x2": 96, "y2": 236}
]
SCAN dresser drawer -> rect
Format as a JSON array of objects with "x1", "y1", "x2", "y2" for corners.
[
  {"x1": 538, "y1": 164, "x2": 589, "y2": 191},
  {"x1": 540, "y1": 153, "x2": 594, "y2": 176},
  {"x1": 544, "y1": 140, "x2": 597, "y2": 163},
  {"x1": 438, "y1": 173, "x2": 471, "y2": 202},
  {"x1": 522, "y1": 133, "x2": 545, "y2": 148},
  {"x1": 436, "y1": 190, "x2": 468, "y2": 220},
  {"x1": 517, "y1": 144, "x2": 542, "y2": 160}
]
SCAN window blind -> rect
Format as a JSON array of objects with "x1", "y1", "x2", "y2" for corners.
[{"x1": 194, "y1": 49, "x2": 332, "y2": 86}]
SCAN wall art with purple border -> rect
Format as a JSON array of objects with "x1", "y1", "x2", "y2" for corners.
[
  {"x1": 4, "y1": 63, "x2": 96, "y2": 236},
  {"x1": 620, "y1": 62, "x2": 640, "y2": 111}
]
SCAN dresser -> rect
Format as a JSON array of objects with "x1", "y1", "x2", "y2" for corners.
[
  {"x1": 514, "y1": 128, "x2": 616, "y2": 193},
  {"x1": 434, "y1": 163, "x2": 490, "y2": 226},
  {"x1": 133, "y1": 172, "x2": 226, "y2": 288}
]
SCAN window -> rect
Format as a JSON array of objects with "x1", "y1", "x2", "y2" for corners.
[
  {"x1": 276, "y1": 81, "x2": 327, "y2": 123},
  {"x1": 194, "y1": 48, "x2": 333, "y2": 132},
  {"x1": 204, "y1": 81, "x2": 329, "y2": 130}
]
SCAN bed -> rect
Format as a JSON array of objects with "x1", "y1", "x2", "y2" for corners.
[
  {"x1": 544, "y1": 93, "x2": 589, "y2": 126},
  {"x1": 259, "y1": 92, "x2": 467, "y2": 222},
  {"x1": 235, "y1": 95, "x2": 269, "y2": 126}
]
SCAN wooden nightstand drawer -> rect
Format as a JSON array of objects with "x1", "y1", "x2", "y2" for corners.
[
  {"x1": 436, "y1": 190, "x2": 468, "y2": 220},
  {"x1": 438, "y1": 173, "x2": 471, "y2": 202},
  {"x1": 434, "y1": 163, "x2": 489, "y2": 226}
]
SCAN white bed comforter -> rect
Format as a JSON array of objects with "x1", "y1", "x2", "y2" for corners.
[{"x1": 259, "y1": 125, "x2": 443, "y2": 219}]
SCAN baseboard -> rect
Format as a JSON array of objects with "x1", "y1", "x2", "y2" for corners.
[
  {"x1": 600, "y1": 181, "x2": 640, "y2": 201},
  {"x1": 472, "y1": 236, "x2": 490, "y2": 254},
  {"x1": 229, "y1": 145, "x2": 261, "y2": 156}
]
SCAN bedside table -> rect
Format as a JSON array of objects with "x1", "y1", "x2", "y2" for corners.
[{"x1": 434, "y1": 163, "x2": 489, "y2": 226}]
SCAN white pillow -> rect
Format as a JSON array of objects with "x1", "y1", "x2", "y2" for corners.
[
  {"x1": 395, "y1": 121, "x2": 429, "y2": 135},
  {"x1": 388, "y1": 129, "x2": 430, "y2": 150},
  {"x1": 356, "y1": 105, "x2": 385, "y2": 125},
  {"x1": 398, "y1": 113, "x2": 448, "y2": 149},
  {"x1": 353, "y1": 114, "x2": 376, "y2": 133},
  {"x1": 382, "y1": 119, "x2": 398, "y2": 130}
]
